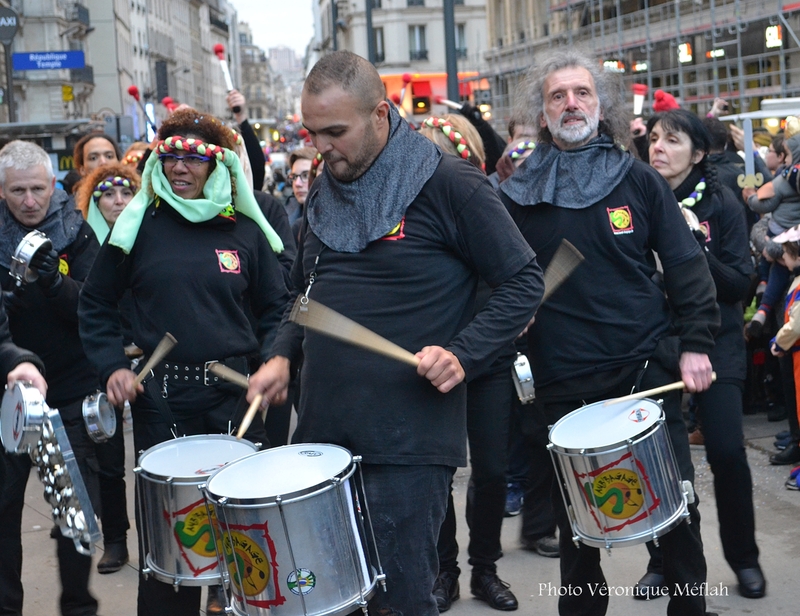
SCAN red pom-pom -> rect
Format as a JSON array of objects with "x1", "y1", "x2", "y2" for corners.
[
  {"x1": 127, "y1": 85, "x2": 140, "y2": 100},
  {"x1": 213, "y1": 43, "x2": 226, "y2": 59},
  {"x1": 298, "y1": 128, "x2": 308, "y2": 138},
  {"x1": 402, "y1": 73, "x2": 412, "y2": 84},
  {"x1": 161, "y1": 96, "x2": 173, "y2": 106},
  {"x1": 434, "y1": 95, "x2": 443, "y2": 104},
  {"x1": 632, "y1": 83, "x2": 648, "y2": 96},
  {"x1": 390, "y1": 93, "x2": 401, "y2": 104}
]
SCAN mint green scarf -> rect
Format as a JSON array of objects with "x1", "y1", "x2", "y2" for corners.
[
  {"x1": 109, "y1": 148, "x2": 284, "y2": 254},
  {"x1": 86, "y1": 200, "x2": 111, "y2": 244}
]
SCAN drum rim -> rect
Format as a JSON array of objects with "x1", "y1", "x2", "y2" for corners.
[
  {"x1": 570, "y1": 499, "x2": 689, "y2": 548},
  {"x1": 549, "y1": 417, "x2": 664, "y2": 455},
  {"x1": 204, "y1": 442, "x2": 356, "y2": 506},
  {"x1": 136, "y1": 433, "x2": 258, "y2": 480}
]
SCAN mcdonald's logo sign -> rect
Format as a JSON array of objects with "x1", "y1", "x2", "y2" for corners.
[{"x1": 58, "y1": 154, "x2": 74, "y2": 170}]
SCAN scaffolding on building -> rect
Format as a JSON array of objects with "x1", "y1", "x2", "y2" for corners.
[{"x1": 478, "y1": 0, "x2": 800, "y2": 131}]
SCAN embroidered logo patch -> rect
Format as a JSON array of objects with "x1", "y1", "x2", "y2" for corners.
[
  {"x1": 607, "y1": 206, "x2": 634, "y2": 235},
  {"x1": 58, "y1": 255, "x2": 69, "y2": 276},
  {"x1": 381, "y1": 217, "x2": 405, "y2": 241},
  {"x1": 216, "y1": 250, "x2": 241, "y2": 273}
]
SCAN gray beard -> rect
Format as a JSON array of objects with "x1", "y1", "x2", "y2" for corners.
[{"x1": 547, "y1": 110, "x2": 600, "y2": 146}]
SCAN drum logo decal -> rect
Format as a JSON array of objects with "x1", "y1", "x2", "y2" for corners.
[
  {"x1": 298, "y1": 450, "x2": 322, "y2": 457},
  {"x1": 584, "y1": 468, "x2": 644, "y2": 520},
  {"x1": 573, "y1": 452, "x2": 662, "y2": 533},
  {"x1": 216, "y1": 250, "x2": 241, "y2": 274},
  {"x1": 607, "y1": 206, "x2": 634, "y2": 235},
  {"x1": 12, "y1": 400, "x2": 23, "y2": 441},
  {"x1": 175, "y1": 504, "x2": 218, "y2": 558},
  {"x1": 628, "y1": 407, "x2": 650, "y2": 423},
  {"x1": 220, "y1": 521, "x2": 286, "y2": 609},
  {"x1": 287, "y1": 568, "x2": 316, "y2": 595}
]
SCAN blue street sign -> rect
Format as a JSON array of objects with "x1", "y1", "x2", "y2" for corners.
[{"x1": 12, "y1": 51, "x2": 85, "y2": 71}]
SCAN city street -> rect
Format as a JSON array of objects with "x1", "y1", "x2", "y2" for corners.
[{"x1": 17, "y1": 411, "x2": 798, "y2": 615}]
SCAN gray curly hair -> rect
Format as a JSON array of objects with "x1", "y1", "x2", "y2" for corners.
[{"x1": 514, "y1": 47, "x2": 631, "y2": 148}]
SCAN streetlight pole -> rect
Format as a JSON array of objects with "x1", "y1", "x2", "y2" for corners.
[
  {"x1": 443, "y1": 0, "x2": 458, "y2": 102},
  {"x1": 0, "y1": 7, "x2": 19, "y2": 123}
]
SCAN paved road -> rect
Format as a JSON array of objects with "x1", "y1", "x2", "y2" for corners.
[{"x1": 17, "y1": 411, "x2": 798, "y2": 615}]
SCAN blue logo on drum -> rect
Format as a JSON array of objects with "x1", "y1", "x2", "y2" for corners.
[
  {"x1": 298, "y1": 450, "x2": 322, "y2": 457},
  {"x1": 287, "y1": 568, "x2": 316, "y2": 595}
]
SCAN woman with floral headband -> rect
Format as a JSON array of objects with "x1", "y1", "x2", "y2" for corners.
[
  {"x1": 75, "y1": 162, "x2": 140, "y2": 243},
  {"x1": 78, "y1": 108, "x2": 289, "y2": 616}
]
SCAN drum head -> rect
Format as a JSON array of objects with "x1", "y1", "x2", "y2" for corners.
[
  {"x1": 1, "y1": 384, "x2": 26, "y2": 451},
  {"x1": 549, "y1": 398, "x2": 662, "y2": 451},
  {"x1": 207, "y1": 443, "x2": 353, "y2": 501},
  {"x1": 138, "y1": 434, "x2": 257, "y2": 480}
]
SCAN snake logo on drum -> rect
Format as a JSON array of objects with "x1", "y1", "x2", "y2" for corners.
[
  {"x1": 174, "y1": 504, "x2": 218, "y2": 558},
  {"x1": 222, "y1": 531, "x2": 273, "y2": 598},
  {"x1": 585, "y1": 468, "x2": 644, "y2": 520}
]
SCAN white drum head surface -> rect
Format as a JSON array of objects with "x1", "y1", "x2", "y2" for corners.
[
  {"x1": 139, "y1": 435, "x2": 256, "y2": 479},
  {"x1": 549, "y1": 398, "x2": 662, "y2": 450},
  {"x1": 207, "y1": 443, "x2": 352, "y2": 500}
]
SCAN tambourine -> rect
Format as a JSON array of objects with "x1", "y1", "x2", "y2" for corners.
[
  {"x1": 1, "y1": 381, "x2": 47, "y2": 453},
  {"x1": 512, "y1": 353, "x2": 535, "y2": 404},
  {"x1": 82, "y1": 392, "x2": 116, "y2": 443},
  {"x1": 10, "y1": 230, "x2": 52, "y2": 286}
]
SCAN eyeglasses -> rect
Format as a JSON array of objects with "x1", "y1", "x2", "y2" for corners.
[
  {"x1": 288, "y1": 170, "x2": 310, "y2": 183},
  {"x1": 159, "y1": 154, "x2": 211, "y2": 168}
]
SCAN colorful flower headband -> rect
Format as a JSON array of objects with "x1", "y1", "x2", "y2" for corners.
[
  {"x1": 92, "y1": 176, "x2": 136, "y2": 203},
  {"x1": 157, "y1": 136, "x2": 226, "y2": 161},
  {"x1": 122, "y1": 152, "x2": 142, "y2": 165},
  {"x1": 229, "y1": 128, "x2": 244, "y2": 147},
  {"x1": 312, "y1": 152, "x2": 323, "y2": 169},
  {"x1": 508, "y1": 140, "x2": 536, "y2": 160},
  {"x1": 422, "y1": 117, "x2": 471, "y2": 160}
]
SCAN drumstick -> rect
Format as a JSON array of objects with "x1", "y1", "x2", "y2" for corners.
[
  {"x1": 542, "y1": 240, "x2": 584, "y2": 303},
  {"x1": 236, "y1": 393, "x2": 263, "y2": 439},
  {"x1": 131, "y1": 333, "x2": 178, "y2": 391},
  {"x1": 208, "y1": 362, "x2": 249, "y2": 389},
  {"x1": 289, "y1": 297, "x2": 420, "y2": 367},
  {"x1": 603, "y1": 372, "x2": 717, "y2": 406},
  {"x1": 434, "y1": 95, "x2": 462, "y2": 111}
]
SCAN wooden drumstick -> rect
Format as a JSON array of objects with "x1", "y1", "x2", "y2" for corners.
[
  {"x1": 131, "y1": 333, "x2": 178, "y2": 391},
  {"x1": 542, "y1": 240, "x2": 584, "y2": 303},
  {"x1": 289, "y1": 297, "x2": 420, "y2": 367},
  {"x1": 603, "y1": 372, "x2": 717, "y2": 406},
  {"x1": 237, "y1": 393, "x2": 263, "y2": 439},
  {"x1": 208, "y1": 362, "x2": 249, "y2": 389}
]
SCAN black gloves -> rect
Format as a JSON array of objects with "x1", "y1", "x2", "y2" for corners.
[
  {"x1": 30, "y1": 248, "x2": 63, "y2": 296},
  {"x1": 459, "y1": 102, "x2": 482, "y2": 123},
  {"x1": 2, "y1": 286, "x2": 26, "y2": 316}
]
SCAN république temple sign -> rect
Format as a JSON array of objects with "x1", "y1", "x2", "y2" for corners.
[{"x1": 12, "y1": 51, "x2": 85, "y2": 71}]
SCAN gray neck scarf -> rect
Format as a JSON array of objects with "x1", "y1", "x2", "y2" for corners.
[
  {"x1": 0, "y1": 189, "x2": 83, "y2": 269},
  {"x1": 307, "y1": 104, "x2": 441, "y2": 253},
  {"x1": 501, "y1": 134, "x2": 634, "y2": 209}
]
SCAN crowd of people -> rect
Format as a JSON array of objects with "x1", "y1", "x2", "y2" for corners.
[{"x1": 3, "y1": 44, "x2": 799, "y2": 616}]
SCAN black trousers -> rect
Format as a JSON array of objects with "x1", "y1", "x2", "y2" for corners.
[
  {"x1": 540, "y1": 357, "x2": 707, "y2": 616},
  {"x1": 438, "y1": 368, "x2": 513, "y2": 575},
  {"x1": 133, "y1": 384, "x2": 268, "y2": 616},
  {"x1": 0, "y1": 398, "x2": 100, "y2": 616},
  {"x1": 518, "y1": 395, "x2": 557, "y2": 542},
  {"x1": 95, "y1": 404, "x2": 130, "y2": 545},
  {"x1": 647, "y1": 381, "x2": 759, "y2": 576}
]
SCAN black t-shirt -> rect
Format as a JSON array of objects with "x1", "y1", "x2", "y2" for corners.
[
  {"x1": 504, "y1": 160, "x2": 707, "y2": 388},
  {"x1": 80, "y1": 201, "x2": 289, "y2": 389},
  {"x1": 273, "y1": 155, "x2": 540, "y2": 466}
]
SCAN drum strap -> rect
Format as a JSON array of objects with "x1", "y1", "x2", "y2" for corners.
[{"x1": 144, "y1": 376, "x2": 180, "y2": 438}]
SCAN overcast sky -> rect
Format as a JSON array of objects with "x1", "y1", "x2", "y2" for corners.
[{"x1": 232, "y1": 0, "x2": 315, "y2": 58}]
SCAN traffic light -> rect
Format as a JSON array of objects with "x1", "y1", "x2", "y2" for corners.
[{"x1": 62, "y1": 85, "x2": 74, "y2": 102}]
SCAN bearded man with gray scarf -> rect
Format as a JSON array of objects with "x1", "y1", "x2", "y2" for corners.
[
  {"x1": 247, "y1": 51, "x2": 543, "y2": 616},
  {"x1": 500, "y1": 48, "x2": 721, "y2": 616}
]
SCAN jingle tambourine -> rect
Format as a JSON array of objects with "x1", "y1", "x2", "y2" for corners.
[
  {"x1": 10, "y1": 230, "x2": 52, "y2": 286},
  {"x1": 81, "y1": 392, "x2": 116, "y2": 443}
]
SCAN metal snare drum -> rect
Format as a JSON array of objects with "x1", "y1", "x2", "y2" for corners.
[
  {"x1": 10, "y1": 230, "x2": 52, "y2": 286},
  {"x1": 548, "y1": 398, "x2": 689, "y2": 551},
  {"x1": 511, "y1": 353, "x2": 535, "y2": 404},
  {"x1": 1, "y1": 381, "x2": 47, "y2": 453},
  {"x1": 135, "y1": 434, "x2": 258, "y2": 587},
  {"x1": 202, "y1": 443, "x2": 385, "y2": 616},
  {"x1": 81, "y1": 392, "x2": 116, "y2": 443}
]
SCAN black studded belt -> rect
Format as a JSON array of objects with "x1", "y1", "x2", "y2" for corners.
[{"x1": 146, "y1": 355, "x2": 250, "y2": 386}]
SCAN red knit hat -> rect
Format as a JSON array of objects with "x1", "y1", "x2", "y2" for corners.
[{"x1": 653, "y1": 90, "x2": 680, "y2": 112}]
